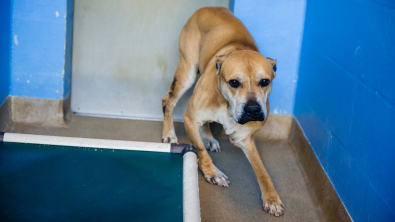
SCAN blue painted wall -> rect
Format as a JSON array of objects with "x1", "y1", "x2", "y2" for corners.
[
  {"x1": 63, "y1": 0, "x2": 74, "y2": 98},
  {"x1": 233, "y1": 0, "x2": 306, "y2": 115},
  {"x1": 0, "y1": 0, "x2": 12, "y2": 106},
  {"x1": 294, "y1": 0, "x2": 395, "y2": 220},
  {"x1": 10, "y1": 0, "x2": 71, "y2": 100}
]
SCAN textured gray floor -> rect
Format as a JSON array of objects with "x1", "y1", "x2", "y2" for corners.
[{"x1": 3, "y1": 115, "x2": 326, "y2": 222}]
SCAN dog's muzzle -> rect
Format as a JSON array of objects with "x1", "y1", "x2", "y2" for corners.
[{"x1": 237, "y1": 100, "x2": 265, "y2": 125}]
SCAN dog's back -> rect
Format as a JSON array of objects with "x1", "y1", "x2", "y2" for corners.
[{"x1": 184, "y1": 7, "x2": 259, "y2": 72}]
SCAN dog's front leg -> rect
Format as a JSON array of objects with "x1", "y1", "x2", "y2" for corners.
[
  {"x1": 235, "y1": 135, "x2": 284, "y2": 216},
  {"x1": 183, "y1": 116, "x2": 230, "y2": 187}
]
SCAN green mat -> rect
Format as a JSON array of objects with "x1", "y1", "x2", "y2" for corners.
[{"x1": 0, "y1": 142, "x2": 183, "y2": 221}]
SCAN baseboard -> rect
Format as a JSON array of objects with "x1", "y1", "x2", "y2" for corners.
[
  {"x1": 289, "y1": 118, "x2": 352, "y2": 222},
  {"x1": 0, "y1": 94, "x2": 72, "y2": 130},
  {"x1": 0, "y1": 97, "x2": 12, "y2": 131},
  {"x1": 0, "y1": 96, "x2": 291, "y2": 141},
  {"x1": 255, "y1": 114, "x2": 294, "y2": 141},
  {"x1": 63, "y1": 93, "x2": 72, "y2": 123}
]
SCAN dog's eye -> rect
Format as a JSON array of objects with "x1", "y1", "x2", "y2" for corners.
[
  {"x1": 259, "y1": 79, "x2": 270, "y2": 87},
  {"x1": 229, "y1": 79, "x2": 240, "y2": 88}
]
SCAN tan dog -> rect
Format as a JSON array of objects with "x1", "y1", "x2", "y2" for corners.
[{"x1": 162, "y1": 7, "x2": 284, "y2": 216}]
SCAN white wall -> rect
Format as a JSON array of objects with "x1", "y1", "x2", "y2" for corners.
[{"x1": 71, "y1": 0, "x2": 229, "y2": 121}]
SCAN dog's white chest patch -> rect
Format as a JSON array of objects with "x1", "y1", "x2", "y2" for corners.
[
  {"x1": 216, "y1": 106, "x2": 254, "y2": 143},
  {"x1": 216, "y1": 106, "x2": 238, "y2": 135},
  {"x1": 198, "y1": 106, "x2": 252, "y2": 143}
]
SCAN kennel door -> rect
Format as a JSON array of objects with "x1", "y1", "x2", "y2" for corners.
[{"x1": 71, "y1": 0, "x2": 229, "y2": 121}]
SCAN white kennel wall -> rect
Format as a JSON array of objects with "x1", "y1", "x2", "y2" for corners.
[{"x1": 71, "y1": 0, "x2": 230, "y2": 121}]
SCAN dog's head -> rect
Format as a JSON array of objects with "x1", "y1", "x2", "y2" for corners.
[{"x1": 216, "y1": 50, "x2": 276, "y2": 125}]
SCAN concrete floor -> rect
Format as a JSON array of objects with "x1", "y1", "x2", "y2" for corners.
[{"x1": 3, "y1": 115, "x2": 327, "y2": 222}]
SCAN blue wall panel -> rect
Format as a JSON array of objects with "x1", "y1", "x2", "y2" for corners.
[
  {"x1": 297, "y1": 110, "x2": 331, "y2": 167},
  {"x1": 326, "y1": 137, "x2": 369, "y2": 221},
  {"x1": 381, "y1": 16, "x2": 395, "y2": 105},
  {"x1": 10, "y1": 0, "x2": 69, "y2": 100},
  {"x1": 233, "y1": 0, "x2": 306, "y2": 114},
  {"x1": 294, "y1": 0, "x2": 395, "y2": 220},
  {"x1": 0, "y1": 0, "x2": 11, "y2": 106},
  {"x1": 349, "y1": 85, "x2": 395, "y2": 211},
  {"x1": 63, "y1": 0, "x2": 74, "y2": 98}
]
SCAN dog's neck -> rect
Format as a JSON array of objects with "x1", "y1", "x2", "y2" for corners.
[{"x1": 216, "y1": 43, "x2": 259, "y2": 58}]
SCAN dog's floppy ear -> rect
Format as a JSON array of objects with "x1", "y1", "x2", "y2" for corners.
[
  {"x1": 266, "y1": 57, "x2": 277, "y2": 72},
  {"x1": 215, "y1": 55, "x2": 227, "y2": 74}
]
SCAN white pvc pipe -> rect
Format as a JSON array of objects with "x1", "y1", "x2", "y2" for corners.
[
  {"x1": 3, "y1": 133, "x2": 171, "y2": 153},
  {"x1": 183, "y1": 152, "x2": 201, "y2": 222}
]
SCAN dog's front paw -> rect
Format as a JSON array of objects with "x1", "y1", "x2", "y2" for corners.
[
  {"x1": 204, "y1": 139, "x2": 221, "y2": 152},
  {"x1": 204, "y1": 170, "x2": 230, "y2": 187},
  {"x1": 161, "y1": 134, "x2": 178, "y2": 143},
  {"x1": 262, "y1": 195, "x2": 284, "y2": 217}
]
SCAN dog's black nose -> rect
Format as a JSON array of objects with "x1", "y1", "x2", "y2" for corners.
[
  {"x1": 238, "y1": 100, "x2": 265, "y2": 124},
  {"x1": 244, "y1": 100, "x2": 261, "y2": 116}
]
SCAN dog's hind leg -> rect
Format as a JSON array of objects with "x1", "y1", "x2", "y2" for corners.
[
  {"x1": 200, "y1": 123, "x2": 221, "y2": 152},
  {"x1": 162, "y1": 19, "x2": 200, "y2": 143},
  {"x1": 162, "y1": 61, "x2": 197, "y2": 143}
]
